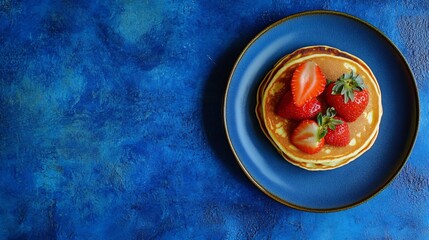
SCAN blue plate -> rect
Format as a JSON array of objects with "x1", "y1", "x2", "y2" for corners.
[{"x1": 224, "y1": 10, "x2": 419, "y2": 212}]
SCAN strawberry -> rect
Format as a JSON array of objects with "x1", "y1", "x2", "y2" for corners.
[
  {"x1": 318, "y1": 108, "x2": 350, "y2": 146},
  {"x1": 325, "y1": 70, "x2": 369, "y2": 122},
  {"x1": 276, "y1": 91, "x2": 322, "y2": 120},
  {"x1": 291, "y1": 61, "x2": 326, "y2": 107},
  {"x1": 291, "y1": 119, "x2": 325, "y2": 154}
]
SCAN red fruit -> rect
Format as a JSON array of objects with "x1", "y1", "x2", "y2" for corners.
[
  {"x1": 325, "y1": 70, "x2": 369, "y2": 122},
  {"x1": 276, "y1": 92, "x2": 322, "y2": 120},
  {"x1": 325, "y1": 116, "x2": 350, "y2": 146},
  {"x1": 291, "y1": 61, "x2": 326, "y2": 107},
  {"x1": 291, "y1": 120, "x2": 325, "y2": 154}
]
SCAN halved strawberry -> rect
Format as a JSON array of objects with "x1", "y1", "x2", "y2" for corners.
[
  {"x1": 291, "y1": 61, "x2": 326, "y2": 107},
  {"x1": 325, "y1": 70, "x2": 369, "y2": 122},
  {"x1": 291, "y1": 120, "x2": 325, "y2": 154},
  {"x1": 276, "y1": 91, "x2": 322, "y2": 120},
  {"x1": 319, "y1": 108, "x2": 350, "y2": 146}
]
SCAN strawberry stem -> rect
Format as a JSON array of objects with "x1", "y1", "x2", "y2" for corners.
[
  {"x1": 331, "y1": 70, "x2": 366, "y2": 103},
  {"x1": 317, "y1": 107, "x2": 343, "y2": 139}
]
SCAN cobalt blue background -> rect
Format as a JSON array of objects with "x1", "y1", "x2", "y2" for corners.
[{"x1": 0, "y1": 1, "x2": 427, "y2": 239}]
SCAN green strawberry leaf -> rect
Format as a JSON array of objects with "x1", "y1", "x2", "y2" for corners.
[{"x1": 331, "y1": 70, "x2": 367, "y2": 103}]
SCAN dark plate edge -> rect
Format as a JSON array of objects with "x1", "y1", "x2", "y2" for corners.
[{"x1": 223, "y1": 9, "x2": 420, "y2": 213}]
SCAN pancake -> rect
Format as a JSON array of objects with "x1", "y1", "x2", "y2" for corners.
[{"x1": 256, "y1": 46, "x2": 383, "y2": 171}]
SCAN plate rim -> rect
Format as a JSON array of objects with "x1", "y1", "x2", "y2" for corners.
[{"x1": 223, "y1": 10, "x2": 420, "y2": 212}]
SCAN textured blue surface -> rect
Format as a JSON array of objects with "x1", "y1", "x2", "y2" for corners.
[{"x1": 0, "y1": 1, "x2": 428, "y2": 239}]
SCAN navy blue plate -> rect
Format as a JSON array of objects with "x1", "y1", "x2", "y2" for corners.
[{"x1": 224, "y1": 10, "x2": 419, "y2": 212}]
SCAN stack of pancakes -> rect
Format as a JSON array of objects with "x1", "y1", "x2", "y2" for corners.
[{"x1": 256, "y1": 46, "x2": 383, "y2": 171}]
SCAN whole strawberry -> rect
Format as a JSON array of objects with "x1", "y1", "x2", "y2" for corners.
[
  {"x1": 325, "y1": 70, "x2": 369, "y2": 122},
  {"x1": 276, "y1": 91, "x2": 322, "y2": 120},
  {"x1": 318, "y1": 108, "x2": 350, "y2": 146}
]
